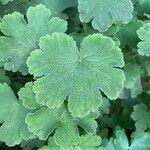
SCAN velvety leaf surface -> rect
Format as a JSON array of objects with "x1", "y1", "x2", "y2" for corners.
[
  {"x1": 26, "y1": 104, "x2": 99, "y2": 148},
  {"x1": 78, "y1": 0, "x2": 134, "y2": 32},
  {"x1": 131, "y1": 103, "x2": 150, "y2": 132},
  {"x1": 18, "y1": 82, "x2": 41, "y2": 109},
  {"x1": 40, "y1": 135, "x2": 103, "y2": 150},
  {"x1": 0, "y1": 4, "x2": 67, "y2": 74},
  {"x1": 103, "y1": 129, "x2": 150, "y2": 150},
  {"x1": 27, "y1": 33, "x2": 125, "y2": 117},
  {"x1": 137, "y1": 22, "x2": 150, "y2": 56},
  {"x1": 0, "y1": 83, "x2": 33, "y2": 146}
]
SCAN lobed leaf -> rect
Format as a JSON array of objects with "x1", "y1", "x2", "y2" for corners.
[
  {"x1": 0, "y1": 83, "x2": 34, "y2": 146},
  {"x1": 26, "y1": 104, "x2": 99, "y2": 148},
  {"x1": 78, "y1": 0, "x2": 134, "y2": 32},
  {"x1": 103, "y1": 129, "x2": 150, "y2": 150},
  {"x1": 131, "y1": 103, "x2": 150, "y2": 132},
  {"x1": 27, "y1": 33, "x2": 125, "y2": 117},
  {"x1": 40, "y1": 135, "x2": 103, "y2": 150},
  {"x1": 0, "y1": 4, "x2": 67, "y2": 74},
  {"x1": 137, "y1": 22, "x2": 150, "y2": 56}
]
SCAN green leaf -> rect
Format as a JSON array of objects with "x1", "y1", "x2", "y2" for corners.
[
  {"x1": 0, "y1": 4, "x2": 67, "y2": 74},
  {"x1": 78, "y1": 0, "x2": 134, "y2": 32},
  {"x1": 76, "y1": 134, "x2": 103, "y2": 150},
  {"x1": 135, "y1": 0, "x2": 150, "y2": 17},
  {"x1": 21, "y1": 138, "x2": 44, "y2": 150},
  {"x1": 0, "y1": 67, "x2": 10, "y2": 84},
  {"x1": 137, "y1": 22, "x2": 150, "y2": 56},
  {"x1": 120, "y1": 63, "x2": 142, "y2": 99},
  {"x1": 103, "y1": 129, "x2": 150, "y2": 150},
  {"x1": 131, "y1": 103, "x2": 150, "y2": 132},
  {"x1": 40, "y1": 135, "x2": 103, "y2": 150},
  {"x1": 99, "y1": 97, "x2": 110, "y2": 115},
  {"x1": 0, "y1": 83, "x2": 33, "y2": 146},
  {"x1": 0, "y1": 0, "x2": 13, "y2": 5},
  {"x1": 18, "y1": 82, "x2": 41, "y2": 109},
  {"x1": 30, "y1": 0, "x2": 77, "y2": 14},
  {"x1": 115, "y1": 20, "x2": 143, "y2": 48},
  {"x1": 26, "y1": 104, "x2": 99, "y2": 148},
  {"x1": 39, "y1": 138, "x2": 60, "y2": 150},
  {"x1": 130, "y1": 132, "x2": 150, "y2": 150},
  {"x1": 27, "y1": 33, "x2": 125, "y2": 117}
]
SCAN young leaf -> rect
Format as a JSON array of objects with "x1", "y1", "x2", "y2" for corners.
[
  {"x1": 26, "y1": 104, "x2": 99, "y2": 148},
  {"x1": 78, "y1": 0, "x2": 134, "y2": 32},
  {"x1": 131, "y1": 103, "x2": 150, "y2": 132},
  {"x1": 27, "y1": 33, "x2": 125, "y2": 117},
  {"x1": 0, "y1": 4, "x2": 67, "y2": 74},
  {"x1": 0, "y1": 83, "x2": 34, "y2": 146},
  {"x1": 137, "y1": 22, "x2": 150, "y2": 56}
]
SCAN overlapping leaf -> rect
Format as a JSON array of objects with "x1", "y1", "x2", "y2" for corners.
[
  {"x1": 103, "y1": 129, "x2": 150, "y2": 150},
  {"x1": 115, "y1": 20, "x2": 143, "y2": 48},
  {"x1": 18, "y1": 82, "x2": 41, "y2": 109},
  {"x1": 78, "y1": 0, "x2": 134, "y2": 32},
  {"x1": 0, "y1": 83, "x2": 34, "y2": 146},
  {"x1": 120, "y1": 63, "x2": 142, "y2": 99},
  {"x1": 0, "y1": 67, "x2": 10, "y2": 84},
  {"x1": 40, "y1": 135, "x2": 103, "y2": 150},
  {"x1": 137, "y1": 22, "x2": 150, "y2": 56},
  {"x1": 27, "y1": 33, "x2": 125, "y2": 117},
  {"x1": 0, "y1": 4, "x2": 67, "y2": 74},
  {"x1": 131, "y1": 103, "x2": 150, "y2": 132},
  {"x1": 26, "y1": 104, "x2": 99, "y2": 148}
]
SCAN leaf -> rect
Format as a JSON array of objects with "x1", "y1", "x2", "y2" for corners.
[
  {"x1": 99, "y1": 97, "x2": 110, "y2": 115},
  {"x1": 135, "y1": 0, "x2": 150, "y2": 17},
  {"x1": 0, "y1": 0, "x2": 13, "y2": 5},
  {"x1": 78, "y1": 0, "x2": 134, "y2": 32},
  {"x1": 0, "y1": 83, "x2": 33, "y2": 146},
  {"x1": 0, "y1": 4, "x2": 67, "y2": 74},
  {"x1": 26, "y1": 104, "x2": 99, "y2": 148},
  {"x1": 131, "y1": 103, "x2": 150, "y2": 132},
  {"x1": 0, "y1": 67, "x2": 10, "y2": 84},
  {"x1": 76, "y1": 134, "x2": 103, "y2": 150},
  {"x1": 40, "y1": 135, "x2": 103, "y2": 150},
  {"x1": 30, "y1": 0, "x2": 77, "y2": 14},
  {"x1": 21, "y1": 138, "x2": 44, "y2": 150},
  {"x1": 115, "y1": 20, "x2": 143, "y2": 48},
  {"x1": 27, "y1": 33, "x2": 125, "y2": 117},
  {"x1": 39, "y1": 138, "x2": 60, "y2": 150},
  {"x1": 18, "y1": 82, "x2": 41, "y2": 109},
  {"x1": 137, "y1": 22, "x2": 150, "y2": 56},
  {"x1": 130, "y1": 132, "x2": 150, "y2": 150},
  {"x1": 103, "y1": 129, "x2": 150, "y2": 150},
  {"x1": 120, "y1": 63, "x2": 142, "y2": 99}
]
